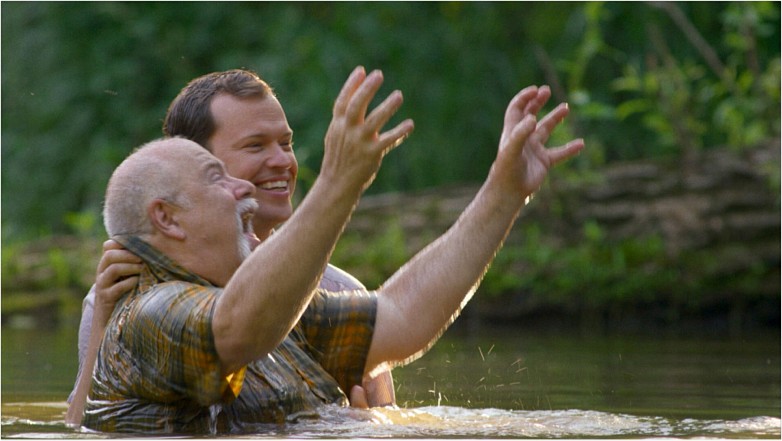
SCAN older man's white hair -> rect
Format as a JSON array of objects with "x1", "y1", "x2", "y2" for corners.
[{"x1": 103, "y1": 138, "x2": 195, "y2": 237}]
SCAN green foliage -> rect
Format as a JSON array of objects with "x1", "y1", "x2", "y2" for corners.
[
  {"x1": 63, "y1": 210, "x2": 101, "y2": 238},
  {"x1": 482, "y1": 222, "x2": 680, "y2": 310},
  {"x1": 46, "y1": 248, "x2": 71, "y2": 289},
  {"x1": 1, "y1": 241, "x2": 23, "y2": 287},
  {"x1": 609, "y1": 2, "x2": 780, "y2": 156},
  {"x1": 330, "y1": 217, "x2": 412, "y2": 289},
  {"x1": 332, "y1": 214, "x2": 704, "y2": 318},
  {"x1": 2, "y1": 234, "x2": 101, "y2": 294},
  {"x1": 2, "y1": 2, "x2": 779, "y2": 239}
]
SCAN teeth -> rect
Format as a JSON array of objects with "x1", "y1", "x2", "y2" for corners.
[{"x1": 260, "y1": 180, "x2": 288, "y2": 190}]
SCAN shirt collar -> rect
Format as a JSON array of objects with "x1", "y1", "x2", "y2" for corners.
[{"x1": 112, "y1": 235, "x2": 215, "y2": 287}]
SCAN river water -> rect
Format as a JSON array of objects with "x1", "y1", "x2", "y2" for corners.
[{"x1": 2, "y1": 323, "x2": 779, "y2": 438}]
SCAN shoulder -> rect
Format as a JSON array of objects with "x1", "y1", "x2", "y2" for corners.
[
  {"x1": 132, "y1": 281, "x2": 222, "y2": 323},
  {"x1": 320, "y1": 264, "x2": 366, "y2": 290}
]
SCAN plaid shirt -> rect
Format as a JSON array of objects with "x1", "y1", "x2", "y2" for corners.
[{"x1": 83, "y1": 236, "x2": 377, "y2": 434}]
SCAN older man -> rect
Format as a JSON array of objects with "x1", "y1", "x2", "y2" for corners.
[
  {"x1": 81, "y1": 137, "x2": 385, "y2": 432},
  {"x1": 79, "y1": 72, "x2": 583, "y2": 433}
]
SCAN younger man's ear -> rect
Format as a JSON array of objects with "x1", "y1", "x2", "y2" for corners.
[{"x1": 148, "y1": 199, "x2": 186, "y2": 240}]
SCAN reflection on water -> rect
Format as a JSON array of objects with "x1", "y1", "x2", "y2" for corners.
[{"x1": 2, "y1": 324, "x2": 780, "y2": 438}]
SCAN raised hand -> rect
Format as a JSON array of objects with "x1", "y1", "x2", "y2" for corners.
[
  {"x1": 322, "y1": 67, "x2": 414, "y2": 193},
  {"x1": 493, "y1": 85, "x2": 584, "y2": 201}
]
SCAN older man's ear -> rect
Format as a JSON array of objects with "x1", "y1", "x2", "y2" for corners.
[{"x1": 147, "y1": 199, "x2": 187, "y2": 241}]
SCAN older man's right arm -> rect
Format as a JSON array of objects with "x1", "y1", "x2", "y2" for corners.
[{"x1": 211, "y1": 67, "x2": 414, "y2": 375}]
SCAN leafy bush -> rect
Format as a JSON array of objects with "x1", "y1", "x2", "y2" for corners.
[
  {"x1": 330, "y1": 217, "x2": 412, "y2": 289},
  {"x1": 3, "y1": 2, "x2": 779, "y2": 238},
  {"x1": 483, "y1": 222, "x2": 678, "y2": 309}
]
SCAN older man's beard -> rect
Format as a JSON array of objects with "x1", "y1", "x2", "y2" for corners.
[{"x1": 236, "y1": 198, "x2": 260, "y2": 261}]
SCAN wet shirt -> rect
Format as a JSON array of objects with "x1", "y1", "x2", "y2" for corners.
[{"x1": 82, "y1": 236, "x2": 377, "y2": 434}]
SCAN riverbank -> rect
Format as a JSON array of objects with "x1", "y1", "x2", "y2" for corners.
[
  {"x1": 2, "y1": 144, "x2": 779, "y2": 336},
  {"x1": 334, "y1": 141, "x2": 780, "y2": 337}
]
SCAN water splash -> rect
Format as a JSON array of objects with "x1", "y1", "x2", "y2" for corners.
[
  {"x1": 2, "y1": 402, "x2": 780, "y2": 438},
  {"x1": 264, "y1": 405, "x2": 782, "y2": 439}
]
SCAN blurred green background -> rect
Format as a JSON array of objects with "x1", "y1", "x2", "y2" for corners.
[{"x1": 2, "y1": 2, "x2": 779, "y2": 333}]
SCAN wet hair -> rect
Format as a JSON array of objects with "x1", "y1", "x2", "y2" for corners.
[
  {"x1": 163, "y1": 69, "x2": 275, "y2": 150},
  {"x1": 103, "y1": 138, "x2": 194, "y2": 237}
]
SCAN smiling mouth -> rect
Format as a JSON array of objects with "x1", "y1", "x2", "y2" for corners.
[{"x1": 259, "y1": 180, "x2": 288, "y2": 191}]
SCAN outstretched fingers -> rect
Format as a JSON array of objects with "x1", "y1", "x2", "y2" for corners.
[
  {"x1": 345, "y1": 70, "x2": 384, "y2": 124},
  {"x1": 365, "y1": 90, "x2": 403, "y2": 133},
  {"x1": 377, "y1": 118, "x2": 415, "y2": 155},
  {"x1": 503, "y1": 86, "x2": 538, "y2": 135},
  {"x1": 504, "y1": 100, "x2": 582, "y2": 163},
  {"x1": 333, "y1": 66, "x2": 366, "y2": 117},
  {"x1": 323, "y1": 67, "x2": 414, "y2": 191},
  {"x1": 546, "y1": 139, "x2": 585, "y2": 166},
  {"x1": 506, "y1": 114, "x2": 538, "y2": 156},
  {"x1": 494, "y1": 85, "x2": 585, "y2": 199},
  {"x1": 526, "y1": 102, "x2": 583, "y2": 166},
  {"x1": 523, "y1": 85, "x2": 551, "y2": 116},
  {"x1": 503, "y1": 85, "x2": 552, "y2": 132},
  {"x1": 365, "y1": 89, "x2": 414, "y2": 154},
  {"x1": 532, "y1": 102, "x2": 570, "y2": 145}
]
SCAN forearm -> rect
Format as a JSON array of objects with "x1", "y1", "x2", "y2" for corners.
[
  {"x1": 213, "y1": 69, "x2": 413, "y2": 374},
  {"x1": 76, "y1": 290, "x2": 95, "y2": 370},
  {"x1": 65, "y1": 304, "x2": 112, "y2": 426},
  {"x1": 364, "y1": 369, "x2": 396, "y2": 407},
  {"x1": 369, "y1": 174, "x2": 525, "y2": 369},
  {"x1": 213, "y1": 178, "x2": 364, "y2": 373},
  {"x1": 367, "y1": 86, "x2": 583, "y2": 370}
]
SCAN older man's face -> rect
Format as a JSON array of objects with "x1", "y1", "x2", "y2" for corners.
[{"x1": 175, "y1": 142, "x2": 261, "y2": 284}]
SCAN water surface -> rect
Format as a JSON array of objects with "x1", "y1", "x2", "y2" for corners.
[{"x1": 2, "y1": 324, "x2": 779, "y2": 438}]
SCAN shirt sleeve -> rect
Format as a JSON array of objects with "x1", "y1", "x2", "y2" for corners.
[
  {"x1": 124, "y1": 282, "x2": 244, "y2": 406},
  {"x1": 299, "y1": 289, "x2": 377, "y2": 394},
  {"x1": 319, "y1": 264, "x2": 367, "y2": 291}
]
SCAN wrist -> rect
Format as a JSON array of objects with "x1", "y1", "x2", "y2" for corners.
[
  {"x1": 92, "y1": 302, "x2": 116, "y2": 323},
  {"x1": 484, "y1": 164, "x2": 530, "y2": 210}
]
